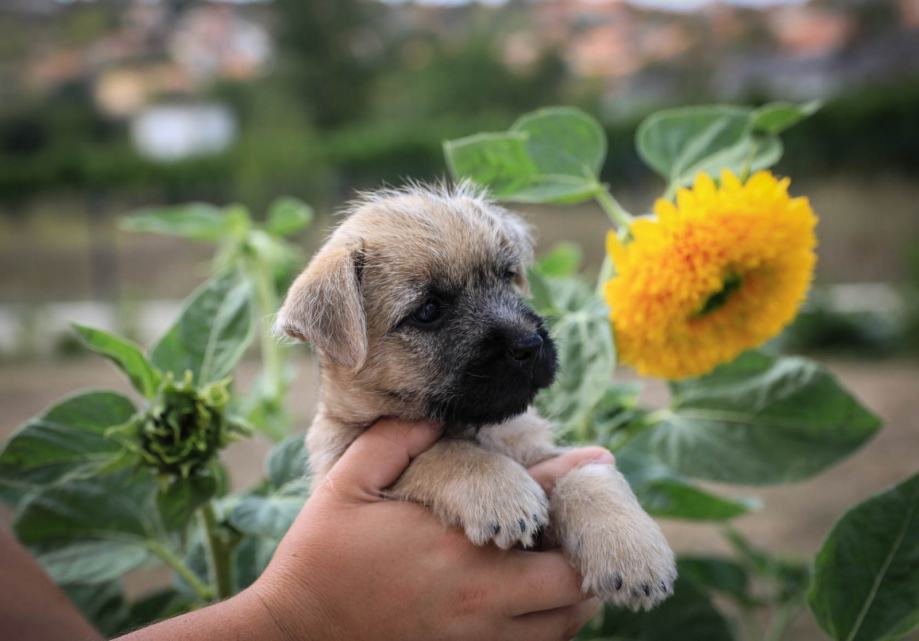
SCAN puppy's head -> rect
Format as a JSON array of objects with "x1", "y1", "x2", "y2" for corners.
[{"x1": 276, "y1": 183, "x2": 557, "y2": 427}]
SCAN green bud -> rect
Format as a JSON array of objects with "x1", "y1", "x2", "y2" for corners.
[{"x1": 117, "y1": 371, "x2": 247, "y2": 478}]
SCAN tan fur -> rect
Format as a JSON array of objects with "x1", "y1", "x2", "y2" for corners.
[{"x1": 278, "y1": 183, "x2": 676, "y2": 610}]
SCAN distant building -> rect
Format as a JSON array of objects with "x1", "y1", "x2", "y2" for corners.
[
  {"x1": 23, "y1": 0, "x2": 271, "y2": 117},
  {"x1": 130, "y1": 103, "x2": 237, "y2": 162}
]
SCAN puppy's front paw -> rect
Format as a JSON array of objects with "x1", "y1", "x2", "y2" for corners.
[
  {"x1": 552, "y1": 464, "x2": 677, "y2": 611},
  {"x1": 387, "y1": 440, "x2": 549, "y2": 549},
  {"x1": 457, "y1": 466, "x2": 549, "y2": 549}
]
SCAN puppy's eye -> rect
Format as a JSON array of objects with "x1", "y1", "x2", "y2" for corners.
[
  {"x1": 502, "y1": 267, "x2": 517, "y2": 282},
  {"x1": 408, "y1": 298, "x2": 443, "y2": 328}
]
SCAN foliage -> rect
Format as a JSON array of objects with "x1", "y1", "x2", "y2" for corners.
[
  {"x1": 123, "y1": 197, "x2": 313, "y2": 440},
  {"x1": 447, "y1": 104, "x2": 916, "y2": 641},
  {"x1": 273, "y1": 0, "x2": 383, "y2": 128},
  {"x1": 3, "y1": 78, "x2": 919, "y2": 207},
  {"x1": 808, "y1": 473, "x2": 919, "y2": 641},
  {"x1": 1, "y1": 103, "x2": 917, "y2": 641}
]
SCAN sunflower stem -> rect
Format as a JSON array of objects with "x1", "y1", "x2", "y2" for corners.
[
  {"x1": 764, "y1": 602, "x2": 801, "y2": 641},
  {"x1": 663, "y1": 181, "x2": 679, "y2": 202},
  {"x1": 239, "y1": 250, "x2": 289, "y2": 442},
  {"x1": 595, "y1": 255, "x2": 614, "y2": 297},
  {"x1": 593, "y1": 185, "x2": 634, "y2": 231},
  {"x1": 146, "y1": 540, "x2": 214, "y2": 602},
  {"x1": 199, "y1": 502, "x2": 234, "y2": 600}
]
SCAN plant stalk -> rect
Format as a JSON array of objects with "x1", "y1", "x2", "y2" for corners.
[
  {"x1": 199, "y1": 502, "x2": 233, "y2": 600},
  {"x1": 248, "y1": 257, "x2": 288, "y2": 442},
  {"x1": 250, "y1": 260, "x2": 285, "y2": 399},
  {"x1": 595, "y1": 254, "x2": 613, "y2": 297},
  {"x1": 764, "y1": 602, "x2": 800, "y2": 641},
  {"x1": 147, "y1": 540, "x2": 214, "y2": 602},
  {"x1": 593, "y1": 185, "x2": 634, "y2": 231}
]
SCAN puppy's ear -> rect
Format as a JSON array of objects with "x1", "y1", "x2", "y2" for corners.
[{"x1": 275, "y1": 239, "x2": 367, "y2": 370}]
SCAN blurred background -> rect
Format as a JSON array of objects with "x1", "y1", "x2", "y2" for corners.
[{"x1": 0, "y1": 0, "x2": 917, "y2": 637}]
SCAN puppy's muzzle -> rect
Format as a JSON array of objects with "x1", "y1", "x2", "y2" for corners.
[{"x1": 508, "y1": 332, "x2": 543, "y2": 363}]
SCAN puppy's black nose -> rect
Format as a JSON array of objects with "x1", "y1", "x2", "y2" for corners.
[{"x1": 508, "y1": 333, "x2": 543, "y2": 362}]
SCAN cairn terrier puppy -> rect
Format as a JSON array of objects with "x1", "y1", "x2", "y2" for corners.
[{"x1": 276, "y1": 184, "x2": 676, "y2": 610}]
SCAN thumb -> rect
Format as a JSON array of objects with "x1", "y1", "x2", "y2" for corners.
[
  {"x1": 325, "y1": 418, "x2": 443, "y2": 499},
  {"x1": 528, "y1": 446, "x2": 615, "y2": 494}
]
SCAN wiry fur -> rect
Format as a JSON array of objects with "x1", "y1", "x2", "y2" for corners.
[{"x1": 277, "y1": 183, "x2": 677, "y2": 610}]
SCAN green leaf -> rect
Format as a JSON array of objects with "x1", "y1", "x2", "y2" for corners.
[
  {"x1": 752, "y1": 100, "x2": 821, "y2": 135},
  {"x1": 582, "y1": 578, "x2": 734, "y2": 641},
  {"x1": 533, "y1": 276, "x2": 616, "y2": 439},
  {"x1": 677, "y1": 133, "x2": 782, "y2": 187},
  {"x1": 72, "y1": 324, "x2": 160, "y2": 397},
  {"x1": 535, "y1": 242, "x2": 583, "y2": 278},
  {"x1": 246, "y1": 229, "x2": 300, "y2": 273},
  {"x1": 808, "y1": 472, "x2": 919, "y2": 641},
  {"x1": 649, "y1": 351, "x2": 881, "y2": 485},
  {"x1": 124, "y1": 588, "x2": 192, "y2": 631},
  {"x1": 228, "y1": 494, "x2": 305, "y2": 539},
  {"x1": 527, "y1": 268, "x2": 555, "y2": 316},
  {"x1": 14, "y1": 468, "x2": 162, "y2": 546},
  {"x1": 0, "y1": 391, "x2": 136, "y2": 495},
  {"x1": 444, "y1": 110, "x2": 603, "y2": 205},
  {"x1": 678, "y1": 557, "x2": 752, "y2": 604},
  {"x1": 634, "y1": 478, "x2": 757, "y2": 521},
  {"x1": 267, "y1": 434, "x2": 308, "y2": 489},
  {"x1": 617, "y1": 439, "x2": 758, "y2": 521},
  {"x1": 64, "y1": 581, "x2": 130, "y2": 637},
  {"x1": 265, "y1": 197, "x2": 314, "y2": 237},
  {"x1": 722, "y1": 526, "x2": 809, "y2": 603},
  {"x1": 37, "y1": 540, "x2": 150, "y2": 584},
  {"x1": 588, "y1": 385, "x2": 646, "y2": 450},
  {"x1": 505, "y1": 176, "x2": 600, "y2": 205},
  {"x1": 233, "y1": 535, "x2": 278, "y2": 592},
  {"x1": 637, "y1": 105, "x2": 752, "y2": 186},
  {"x1": 151, "y1": 271, "x2": 256, "y2": 385},
  {"x1": 510, "y1": 106, "x2": 607, "y2": 178},
  {"x1": 122, "y1": 204, "x2": 233, "y2": 242},
  {"x1": 156, "y1": 475, "x2": 218, "y2": 530},
  {"x1": 444, "y1": 132, "x2": 537, "y2": 197}
]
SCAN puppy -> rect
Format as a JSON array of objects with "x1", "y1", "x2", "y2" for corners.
[{"x1": 276, "y1": 183, "x2": 676, "y2": 610}]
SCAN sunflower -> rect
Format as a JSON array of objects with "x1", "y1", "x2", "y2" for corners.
[{"x1": 604, "y1": 169, "x2": 817, "y2": 380}]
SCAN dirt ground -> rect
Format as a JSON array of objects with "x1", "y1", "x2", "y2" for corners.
[{"x1": 1, "y1": 354, "x2": 917, "y2": 639}]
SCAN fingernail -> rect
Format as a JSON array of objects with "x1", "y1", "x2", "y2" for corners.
[{"x1": 589, "y1": 451, "x2": 615, "y2": 465}]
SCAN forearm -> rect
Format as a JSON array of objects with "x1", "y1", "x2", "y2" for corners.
[
  {"x1": 115, "y1": 589, "x2": 288, "y2": 641},
  {"x1": 0, "y1": 528, "x2": 102, "y2": 641}
]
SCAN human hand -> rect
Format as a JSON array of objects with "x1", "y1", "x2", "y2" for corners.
[{"x1": 249, "y1": 419, "x2": 613, "y2": 641}]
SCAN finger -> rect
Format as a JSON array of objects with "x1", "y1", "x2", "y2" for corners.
[
  {"x1": 511, "y1": 597, "x2": 602, "y2": 641},
  {"x1": 528, "y1": 447, "x2": 614, "y2": 494},
  {"x1": 326, "y1": 418, "x2": 442, "y2": 497},
  {"x1": 500, "y1": 550, "x2": 590, "y2": 616}
]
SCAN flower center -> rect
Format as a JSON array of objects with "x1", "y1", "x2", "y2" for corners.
[{"x1": 696, "y1": 273, "x2": 743, "y2": 317}]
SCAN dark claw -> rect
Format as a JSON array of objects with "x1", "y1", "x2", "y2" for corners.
[
  {"x1": 532, "y1": 512, "x2": 540, "y2": 524},
  {"x1": 490, "y1": 523, "x2": 501, "y2": 536},
  {"x1": 659, "y1": 580, "x2": 668, "y2": 593},
  {"x1": 606, "y1": 573, "x2": 623, "y2": 591},
  {"x1": 518, "y1": 518, "x2": 527, "y2": 533},
  {"x1": 642, "y1": 584, "x2": 651, "y2": 597}
]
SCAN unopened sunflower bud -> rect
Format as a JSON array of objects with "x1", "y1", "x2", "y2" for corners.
[{"x1": 120, "y1": 371, "x2": 247, "y2": 478}]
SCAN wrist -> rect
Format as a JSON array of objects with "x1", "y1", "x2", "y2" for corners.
[
  {"x1": 231, "y1": 586, "x2": 295, "y2": 641},
  {"x1": 245, "y1": 563, "x2": 337, "y2": 641}
]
